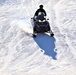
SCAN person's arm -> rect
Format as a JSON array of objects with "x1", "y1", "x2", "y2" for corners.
[
  {"x1": 43, "y1": 9, "x2": 47, "y2": 16},
  {"x1": 34, "y1": 9, "x2": 39, "y2": 16}
]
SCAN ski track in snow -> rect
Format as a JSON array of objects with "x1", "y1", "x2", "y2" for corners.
[{"x1": 0, "y1": 0, "x2": 76, "y2": 75}]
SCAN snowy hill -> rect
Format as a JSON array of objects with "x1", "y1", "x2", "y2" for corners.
[{"x1": 0, "y1": 0, "x2": 76, "y2": 75}]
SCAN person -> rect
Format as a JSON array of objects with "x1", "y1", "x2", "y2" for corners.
[{"x1": 34, "y1": 5, "x2": 47, "y2": 18}]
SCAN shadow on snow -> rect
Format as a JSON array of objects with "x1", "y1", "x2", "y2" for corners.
[{"x1": 34, "y1": 34, "x2": 57, "y2": 60}]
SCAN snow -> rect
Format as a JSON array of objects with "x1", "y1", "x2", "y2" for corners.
[{"x1": 0, "y1": 0, "x2": 76, "y2": 75}]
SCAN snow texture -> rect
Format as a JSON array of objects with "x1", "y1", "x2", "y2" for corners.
[{"x1": 0, "y1": 0, "x2": 76, "y2": 75}]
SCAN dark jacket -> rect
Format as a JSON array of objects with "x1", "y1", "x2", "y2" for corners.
[{"x1": 35, "y1": 8, "x2": 47, "y2": 16}]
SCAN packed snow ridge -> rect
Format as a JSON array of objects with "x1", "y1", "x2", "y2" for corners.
[{"x1": 0, "y1": 0, "x2": 76, "y2": 75}]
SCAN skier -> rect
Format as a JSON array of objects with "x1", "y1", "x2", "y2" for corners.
[{"x1": 34, "y1": 5, "x2": 47, "y2": 20}]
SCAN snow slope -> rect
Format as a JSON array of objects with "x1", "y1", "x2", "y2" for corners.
[{"x1": 0, "y1": 0, "x2": 76, "y2": 75}]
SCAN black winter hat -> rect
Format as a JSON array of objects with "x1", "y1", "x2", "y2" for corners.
[{"x1": 39, "y1": 5, "x2": 43, "y2": 8}]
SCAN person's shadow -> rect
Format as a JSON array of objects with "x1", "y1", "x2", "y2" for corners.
[{"x1": 34, "y1": 34, "x2": 57, "y2": 60}]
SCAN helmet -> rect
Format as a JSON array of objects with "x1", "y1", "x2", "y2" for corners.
[{"x1": 39, "y1": 5, "x2": 43, "y2": 8}]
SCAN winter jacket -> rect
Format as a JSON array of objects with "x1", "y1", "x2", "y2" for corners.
[{"x1": 35, "y1": 8, "x2": 47, "y2": 16}]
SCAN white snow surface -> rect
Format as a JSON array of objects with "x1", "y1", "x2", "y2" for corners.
[{"x1": 0, "y1": 0, "x2": 76, "y2": 75}]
